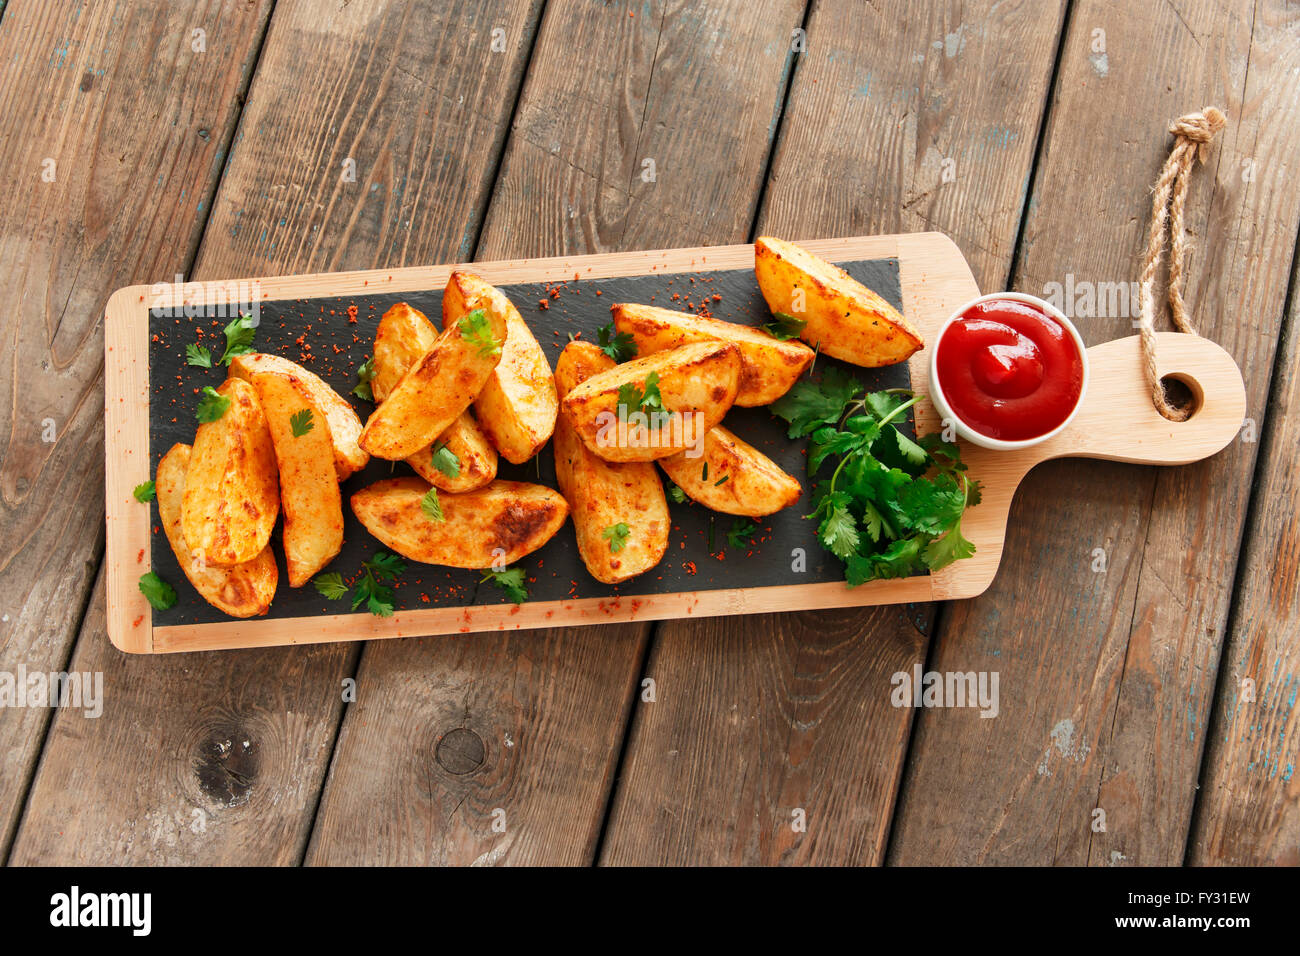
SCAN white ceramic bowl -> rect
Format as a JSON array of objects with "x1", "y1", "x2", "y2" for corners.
[{"x1": 928, "y1": 292, "x2": 1089, "y2": 451}]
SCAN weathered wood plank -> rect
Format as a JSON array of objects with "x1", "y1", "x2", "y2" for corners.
[
  {"x1": 9, "y1": 0, "x2": 543, "y2": 864},
  {"x1": 600, "y1": 0, "x2": 1067, "y2": 865},
  {"x1": 1191, "y1": 247, "x2": 1300, "y2": 866},
  {"x1": 0, "y1": 0, "x2": 273, "y2": 861},
  {"x1": 305, "y1": 0, "x2": 807, "y2": 866},
  {"x1": 890, "y1": 0, "x2": 1300, "y2": 865}
]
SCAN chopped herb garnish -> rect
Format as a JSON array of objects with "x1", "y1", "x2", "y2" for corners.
[
  {"x1": 616, "y1": 371, "x2": 662, "y2": 417},
  {"x1": 196, "y1": 386, "x2": 231, "y2": 423},
  {"x1": 290, "y1": 408, "x2": 314, "y2": 437},
  {"x1": 185, "y1": 343, "x2": 213, "y2": 368},
  {"x1": 420, "y1": 487, "x2": 444, "y2": 522},
  {"x1": 352, "y1": 357, "x2": 376, "y2": 400},
  {"x1": 313, "y1": 573, "x2": 348, "y2": 600},
  {"x1": 602, "y1": 522, "x2": 631, "y2": 553},
  {"x1": 429, "y1": 442, "x2": 460, "y2": 478},
  {"x1": 218, "y1": 312, "x2": 257, "y2": 366},
  {"x1": 133, "y1": 481, "x2": 156, "y2": 503},
  {"x1": 597, "y1": 321, "x2": 637, "y2": 362},
  {"x1": 138, "y1": 572, "x2": 177, "y2": 610},
  {"x1": 726, "y1": 518, "x2": 757, "y2": 550},
  {"x1": 761, "y1": 311, "x2": 807, "y2": 341},
  {"x1": 458, "y1": 308, "x2": 501, "y2": 359},
  {"x1": 479, "y1": 566, "x2": 528, "y2": 604},
  {"x1": 351, "y1": 551, "x2": 406, "y2": 617}
]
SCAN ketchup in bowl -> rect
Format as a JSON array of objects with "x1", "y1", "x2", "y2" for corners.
[{"x1": 933, "y1": 295, "x2": 1086, "y2": 444}]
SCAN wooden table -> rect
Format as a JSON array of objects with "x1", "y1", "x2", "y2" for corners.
[{"x1": 1, "y1": 0, "x2": 1295, "y2": 866}]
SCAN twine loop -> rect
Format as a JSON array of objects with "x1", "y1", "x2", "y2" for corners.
[{"x1": 1138, "y1": 106, "x2": 1225, "y2": 421}]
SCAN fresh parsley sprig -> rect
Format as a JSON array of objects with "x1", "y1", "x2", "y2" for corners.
[
  {"x1": 429, "y1": 442, "x2": 460, "y2": 478},
  {"x1": 602, "y1": 522, "x2": 630, "y2": 553},
  {"x1": 352, "y1": 357, "x2": 376, "y2": 400},
  {"x1": 139, "y1": 571, "x2": 177, "y2": 610},
  {"x1": 290, "y1": 408, "x2": 314, "y2": 437},
  {"x1": 133, "y1": 481, "x2": 156, "y2": 503},
  {"x1": 313, "y1": 551, "x2": 407, "y2": 617},
  {"x1": 479, "y1": 566, "x2": 528, "y2": 604},
  {"x1": 196, "y1": 386, "x2": 230, "y2": 423},
  {"x1": 772, "y1": 372, "x2": 980, "y2": 585},
  {"x1": 186, "y1": 343, "x2": 213, "y2": 368},
  {"x1": 219, "y1": 312, "x2": 257, "y2": 366},
  {"x1": 761, "y1": 311, "x2": 807, "y2": 341},
  {"x1": 616, "y1": 371, "x2": 663, "y2": 417},
  {"x1": 458, "y1": 308, "x2": 501, "y2": 359},
  {"x1": 597, "y1": 321, "x2": 637, "y2": 362}
]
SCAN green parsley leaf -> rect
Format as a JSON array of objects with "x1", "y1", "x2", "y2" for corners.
[
  {"x1": 138, "y1": 571, "x2": 177, "y2": 610},
  {"x1": 365, "y1": 551, "x2": 407, "y2": 580},
  {"x1": 770, "y1": 366, "x2": 862, "y2": 438},
  {"x1": 667, "y1": 482, "x2": 688, "y2": 504},
  {"x1": 922, "y1": 521, "x2": 976, "y2": 571},
  {"x1": 818, "y1": 503, "x2": 860, "y2": 560},
  {"x1": 185, "y1": 343, "x2": 213, "y2": 368},
  {"x1": 458, "y1": 308, "x2": 501, "y2": 359},
  {"x1": 133, "y1": 481, "x2": 156, "y2": 503},
  {"x1": 219, "y1": 312, "x2": 257, "y2": 365},
  {"x1": 290, "y1": 408, "x2": 314, "y2": 437},
  {"x1": 602, "y1": 522, "x2": 631, "y2": 553},
  {"x1": 314, "y1": 573, "x2": 348, "y2": 600},
  {"x1": 350, "y1": 551, "x2": 406, "y2": 616},
  {"x1": 196, "y1": 386, "x2": 231, "y2": 423},
  {"x1": 420, "y1": 487, "x2": 444, "y2": 522},
  {"x1": 616, "y1": 371, "x2": 662, "y2": 417},
  {"x1": 429, "y1": 442, "x2": 461, "y2": 478},
  {"x1": 726, "y1": 518, "x2": 757, "y2": 550},
  {"x1": 479, "y1": 566, "x2": 528, "y2": 604},
  {"x1": 352, "y1": 357, "x2": 376, "y2": 401},
  {"x1": 597, "y1": 322, "x2": 637, "y2": 362},
  {"x1": 761, "y1": 311, "x2": 807, "y2": 341}
]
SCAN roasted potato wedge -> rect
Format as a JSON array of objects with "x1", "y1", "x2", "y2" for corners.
[
  {"x1": 440, "y1": 271, "x2": 557, "y2": 463},
  {"x1": 359, "y1": 274, "x2": 507, "y2": 460},
  {"x1": 157, "y1": 443, "x2": 277, "y2": 617},
  {"x1": 561, "y1": 341, "x2": 741, "y2": 462},
  {"x1": 229, "y1": 352, "x2": 368, "y2": 480},
  {"x1": 351, "y1": 477, "x2": 568, "y2": 568},
  {"x1": 181, "y1": 377, "x2": 279, "y2": 566},
  {"x1": 252, "y1": 371, "x2": 344, "y2": 586},
  {"x1": 754, "y1": 236, "x2": 922, "y2": 367},
  {"x1": 659, "y1": 424, "x2": 801, "y2": 517},
  {"x1": 371, "y1": 302, "x2": 497, "y2": 492},
  {"x1": 406, "y1": 412, "x2": 498, "y2": 492},
  {"x1": 553, "y1": 342, "x2": 669, "y2": 584},
  {"x1": 613, "y1": 303, "x2": 814, "y2": 406}
]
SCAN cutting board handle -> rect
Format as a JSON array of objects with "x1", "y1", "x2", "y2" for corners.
[{"x1": 1032, "y1": 332, "x2": 1246, "y2": 466}]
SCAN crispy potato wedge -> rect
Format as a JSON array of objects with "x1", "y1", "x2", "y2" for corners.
[
  {"x1": 252, "y1": 372, "x2": 344, "y2": 587},
  {"x1": 613, "y1": 303, "x2": 814, "y2": 406},
  {"x1": 440, "y1": 271, "x2": 557, "y2": 463},
  {"x1": 754, "y1": 236, "x2": 922, "y2": 367},
  {"x1": 561, "y1": 341, "x2": 741, "y2": 462},
  {"x1": 371, "y1": 302, "x2": 497, "y2": 491},
  {"x1": 157, "y1": 444, "x2": 277, "y2": 617},
  {"x1": 181, "y1": 377, "x2": 279, "y2": 566},
  {"x1": 406, "y1": 413, "x2": 498, "y2": 492},
  {"x1": 229, "y1": 352, "x2": 368, "y2": 480},
  {"x1": 372, "y1": 302, "x2": 438, "y2": 403},
  {"x1": 351, "y1": 477, "x2": 568, "y2": 568},
  {"x1": 359, "y1": 274, "x2": 507, "y2": 460},
  {"x1": 553, "y1": 342, "x2": 669, "y2": 584},
  {"x1": 659, "y1": 424, "x2": 802, "y2": 517}
]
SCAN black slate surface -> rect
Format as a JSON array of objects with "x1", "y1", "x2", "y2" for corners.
[{"x1": 147, "y1": 259, "x2": 914, "y2": 625}]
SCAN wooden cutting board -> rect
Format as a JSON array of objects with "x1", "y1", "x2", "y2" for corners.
[{"x1": 103, "y1": 233, "x2": 1246, "y2": 653}]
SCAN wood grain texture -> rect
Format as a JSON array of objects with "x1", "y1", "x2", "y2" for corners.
[
  {"x1": 600, "y1": 0, "x2": 1068, "y2": 865},
  {"x1": 12, "y1": 0, "x2": 543, "y2": 864},
  {"x1": 305, "y1": 0, "x2": 807, "y2": 866},
  {"x1": 1191, "y1": 252, "x2": 1300, "y2": 866},
  {"x1": 890, "y1": 0, "x2": 1300, "y2": 865},
  {"x1": 0, "y1": 0, "x2": 272, "y2": 860}
]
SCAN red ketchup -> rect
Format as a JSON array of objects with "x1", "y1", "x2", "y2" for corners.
[{"x1": 936, "y1": 298, "x2": 1084, "y2": 442}]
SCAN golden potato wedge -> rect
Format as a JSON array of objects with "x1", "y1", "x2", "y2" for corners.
[
  {"x1": 229, "y1": 352, "x2": 368, "y2": 480},
  {"x1": 561, "y1": 341, "x2": 741, "y2": 462},
  {"x1": 440, "y1": 271, "x2": 557, "y2": 464},
  {"x1": 659, "y1": 424, "x2": 802, "y2": 517},
  {"x1": 251, "y1": 371, "x2": 345, "y2": 586},
  {"x1": 359, "y1": 276, "x2": 507, "y2": 460},
  {"x1": 406, "y1": 412, "x2": 498, "y2": 492},
  {"x1": 372, "y1": 302, "x2": 437, "y2": 403},
  {"x1": 613, "y1": 303, "x2": 814, "y2": 406},
  {"x1": 553, "y1": 342, "x2": 669, "y2": 584},
  {"x1": 351, "y1": 477, "x2": 568, "y2": 569},
  {"x1": 181, "y1": 377, "x2": 279, "y2": 566},
  {"x1": 754, "y1": 236, "x2": 922, "y2": 367},
  {"x1": 371, "y1": 302, "x2": 498, "y2": 491},
  {"x1": 157, "y1": 443, "x2": 277, "y2": 617}
]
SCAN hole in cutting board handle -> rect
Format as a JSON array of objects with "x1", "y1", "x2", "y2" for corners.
[{"x1": 1159, "y1": 373, "x2": 1202, "y2": 419}]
